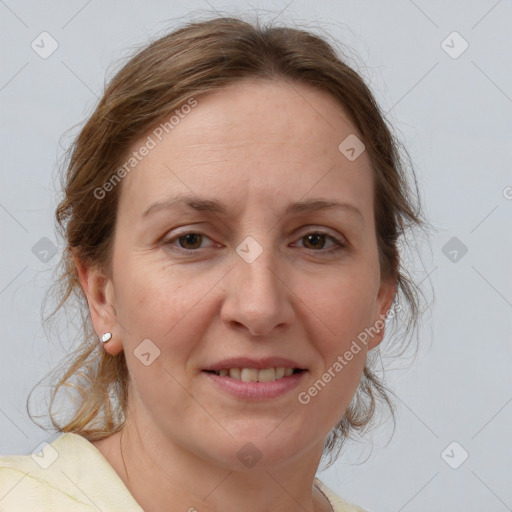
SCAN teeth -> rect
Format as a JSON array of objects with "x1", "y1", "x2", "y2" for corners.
[
  {"x1": 241, "y1": 368, "x2": 259, "y2": 382},
  {"x1": 214, "y1": 367, "x2": 299, "y2": 381},
  {"x1": 229, "y1": 368, "x2": 241, "y2": 380},
  {"x1": 256, "y1": 368, "x2": 276, "y2": 382}
]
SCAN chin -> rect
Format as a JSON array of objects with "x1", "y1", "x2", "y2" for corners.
[{"x1": 200, "y1": 430, "x2": 313, "y2": 471}]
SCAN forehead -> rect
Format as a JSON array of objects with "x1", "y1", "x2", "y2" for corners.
[
  {"x1": 118, "y1": 79, "x2": 374, "y2": 220},
  {"x1": 161, "y1": 79, "x2": 362, "y2": 155}
]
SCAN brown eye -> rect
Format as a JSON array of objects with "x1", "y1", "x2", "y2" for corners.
[
  {"x1": 302, "y1": 233, "x2": 328, "y2": 250},
  {"x1": 293, "y1": 231, "x2": 346, "y2": 254},
  {"x1": 177, "y1": 233, "x2": 203, "y2": 249},
  {"x1": 162, "y1": 230, "x2": 220, "y2": 253}
]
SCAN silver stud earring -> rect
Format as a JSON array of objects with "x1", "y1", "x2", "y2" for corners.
[{"x1": 101, "y1": 332, "x2": 112, "y2": 343}]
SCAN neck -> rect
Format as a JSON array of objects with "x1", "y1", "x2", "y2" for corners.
[{"x1": 93, "y1": 418, "x2": 332, "y2": 512}]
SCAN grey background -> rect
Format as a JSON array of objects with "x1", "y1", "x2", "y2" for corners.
[{"x1": 1, "y1": 1, "x2": 511, "y2": 511}]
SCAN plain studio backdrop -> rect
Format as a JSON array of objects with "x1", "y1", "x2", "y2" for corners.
[{"x1": 0, "y1": 1, "x2": 511, "y2": 511}]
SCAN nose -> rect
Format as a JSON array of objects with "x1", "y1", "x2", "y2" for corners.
[{"x1": 220, "y1": 246, "x2": 295, "y2": 337}]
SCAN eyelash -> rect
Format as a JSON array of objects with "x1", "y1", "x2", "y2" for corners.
[{"x1": 161, "y1": 230, "x2": 346, "y2": 255}]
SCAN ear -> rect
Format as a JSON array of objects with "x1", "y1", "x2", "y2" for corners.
[
  {"x1": 366, "y1": 276, "x2": 397, "y2": 351},
  {"x1": 73, "y1": 253, "x2": 124, "y2": 356}
]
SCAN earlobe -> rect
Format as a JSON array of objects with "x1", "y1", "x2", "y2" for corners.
[{"x1": 72, "y1": 253, "x2": 123, "y2": 355}]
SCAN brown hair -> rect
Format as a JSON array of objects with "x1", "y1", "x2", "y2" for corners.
[{"x1": 29, "y1": 14, "x2": 428, "y2": 468}]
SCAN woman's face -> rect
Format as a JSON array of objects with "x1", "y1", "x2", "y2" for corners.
[{"x1": 91, "y1": 79, "x2": 395, "y2": 468}]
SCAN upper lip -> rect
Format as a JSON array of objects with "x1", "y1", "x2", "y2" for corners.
[{"x1": 202, "y1": 357, "x2": 306, "y2": 371}]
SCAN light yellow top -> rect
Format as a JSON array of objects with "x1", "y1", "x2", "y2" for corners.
[{"x1": 0, "y1": 433, "x2": 367, "y2": 511}]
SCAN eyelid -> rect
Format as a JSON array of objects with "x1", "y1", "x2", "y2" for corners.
[
  {"x1": 295, "y1": 225, "x2": 346, "y2": 241},
  {"x1": 161, "y1": 229, "x2": 220, "y2": 251},
  {"x1": 291, "y1": 229, "x2": 346, "y2": 251}
]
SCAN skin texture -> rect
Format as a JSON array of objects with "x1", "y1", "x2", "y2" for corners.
[{"x1": 75, "y1": 79, "x2": 396, "y2": 512}]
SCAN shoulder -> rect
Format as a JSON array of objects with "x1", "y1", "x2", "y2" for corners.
[
  {"x1": 0, "y1": 433, "x2": 142, "y2": 511},
  {"x1": 0, "y1": 434, "x2": 95, "y2": 510},
  {"x1": 314, "y1": 477, "x2": 369, "y2": 512}
]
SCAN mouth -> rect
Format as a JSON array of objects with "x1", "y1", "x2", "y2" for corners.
[
  {"x1": 202, "y1": 367, "x2": 306, "y2": 382},
  {"x1": 202, "y1": 367, "x2": 307, "y2": 400}
]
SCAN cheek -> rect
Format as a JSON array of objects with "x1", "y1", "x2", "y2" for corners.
[
  {"x1": 112, "y1": 264, "x2": 212, "y2": 414},
  {"x1": 114, "y1": 257, "x2": 180, "y2": 324},
  {"x1": 113, "y1": 258, "x2": 219, "y2": 357},
  {"x1": 297, "y1": 337, "x2": 366, "y2": 436},
  {"x1": 294, "y1": 266, "x2": 377, "y2": 414},
  {"x1": 301, "y1": 267, "x2": 379, "y2": 347}
]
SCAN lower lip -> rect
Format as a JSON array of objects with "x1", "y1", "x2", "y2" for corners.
[{"x1": 202, "y1": 370, "x2": 307, "y2": 400}]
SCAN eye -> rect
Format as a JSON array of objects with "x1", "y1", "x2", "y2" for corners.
[
  {"x1": 162, "y1": 230, "x2": 346, "y2": 254},
  {"x1": 163, "y1": 231, "x2": 218, "y2": 251},
  {"x1": 294, "y1": 231, "x2": 345, "y2": 252}
]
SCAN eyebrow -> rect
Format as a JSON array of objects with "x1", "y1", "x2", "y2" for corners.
[{"x1": 142, "y1": 195, "x2": 364, "y2": 224}]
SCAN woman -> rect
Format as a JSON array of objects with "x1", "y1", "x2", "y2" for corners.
[{"x1": 0, "y1": 15, "x2": 425, "y2": 512}]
